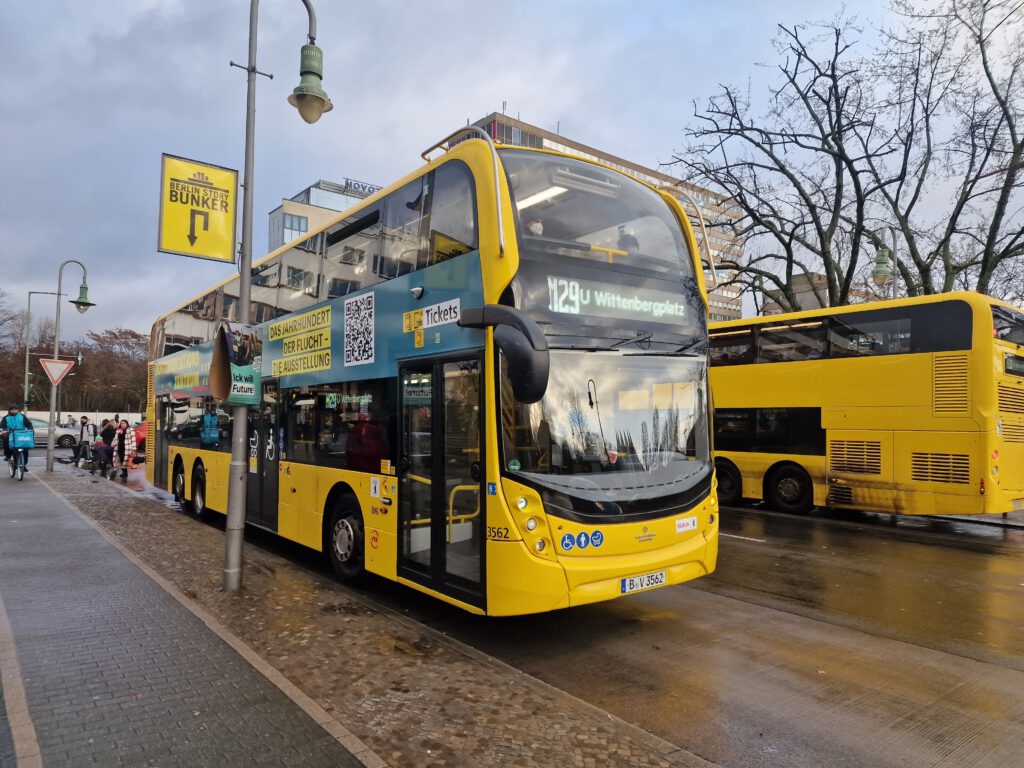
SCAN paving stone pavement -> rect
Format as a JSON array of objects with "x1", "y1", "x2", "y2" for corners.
[
  {"x1": 0, "y1": 466, "x2": 365, "y2": 768},
  {"x1": 18, "y1": 461, "x2": 717, "y2": 768}
]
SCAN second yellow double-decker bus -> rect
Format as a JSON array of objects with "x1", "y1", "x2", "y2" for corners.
[
  {"x1": 146, "y1": 127, "x2": 719, "y2": 615},
  {"x1": 709, "y1": 291, "x2": 1024, "y2": 516}
]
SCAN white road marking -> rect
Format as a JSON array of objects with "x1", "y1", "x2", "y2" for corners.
[{"x1": 720, "y1": 533, "x2": 767, "y2": 543}]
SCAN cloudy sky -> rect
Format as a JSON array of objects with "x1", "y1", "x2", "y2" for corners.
[{"x1": 0, "y1": 0, "x2": 893, "y2": 341}]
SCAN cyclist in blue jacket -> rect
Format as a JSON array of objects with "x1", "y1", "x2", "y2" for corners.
[{"x1": 1, "y1": 404, "x2": 34, "y2": 466}]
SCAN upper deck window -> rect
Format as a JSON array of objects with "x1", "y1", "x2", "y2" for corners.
[
  {"x1": 500, "y1": 150, "x2": 702, "y2": 340},
  {"x1": 500, "y1": 150, "x2": 693, "y2": 276},
  {"x1": 710, "y1": 300, "x2": 973, "y2": 366}
]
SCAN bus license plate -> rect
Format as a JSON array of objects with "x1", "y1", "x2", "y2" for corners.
[{"x1": 620, "y1": 570, "x2": 667, "y2": 595}]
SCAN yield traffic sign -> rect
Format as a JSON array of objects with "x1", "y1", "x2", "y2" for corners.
[{"x1": 40, "y1": 358, "x2": 74, "y2": 387}]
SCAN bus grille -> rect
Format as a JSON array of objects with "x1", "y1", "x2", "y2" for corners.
[
  {"x1": 827, "y1": 485, "x2": 854, "y2": 506},
  {"x1": 932, "y1": 355, "x2": 969, "y2": 415},
  {"x1": 998, "y1": 385, "x2": 1024, "y2": 414},
  {"x1": 830, "y1": 441, "x2": 882, "y2": 474},
  {"x1": 1002, "y1": 423, "x2": 1024, "y2": 443},
  {"x1": 911, "y1": 453, "x2": 970, "y2": 484}
]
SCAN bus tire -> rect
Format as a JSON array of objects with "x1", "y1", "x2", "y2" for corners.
[
  {"x1": 767, "y1": 465, "x2": 813, "y2": 514},
  {"x1": 173, "y1": 459, "x2": 192, "y2": 514},
  {"x1": 715, "y1": 460, "x2": 743, "y2": 507},
  {"x1": 191, "y1": 465, "x2": 208, "y2": 520},
  {"x1": 327, "y1": 494, "x2": 368, "y2": 586}
]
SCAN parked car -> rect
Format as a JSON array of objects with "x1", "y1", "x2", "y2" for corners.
[
  {"x1": 29, "y1": 418, "x2": 79, "y2": 449},
  {"x1": 133, "y1": 421, "x2": 147, "y2": 460}
]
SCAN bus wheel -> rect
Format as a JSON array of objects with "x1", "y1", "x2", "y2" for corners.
[
  {"x1": 173, "y1": 462, "x2": 192, "y2": 514},
  {"x1": 767, "y1": 465, "x2": 813, "y2": 514},
  {"x1": 327, "y1": 495, "x2": 367, "y2": 586},
  {"x1": 192, "y1": 466, "x2": 208, "y2": 520},
  {"x1": 715, "y1": 461, "x2": 742, "y2": 507}
]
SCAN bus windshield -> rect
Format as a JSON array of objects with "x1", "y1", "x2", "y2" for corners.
[
  {"x1": 500, "y1": 150, "x2": 703, "y2": 340},
  {"x1": 501, "y1": 351, "x2": 711, "y2": 516}
]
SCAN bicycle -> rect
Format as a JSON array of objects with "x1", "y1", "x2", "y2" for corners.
[{"x1": 7, "y1": 447, "x2": 26, "y2": 481}]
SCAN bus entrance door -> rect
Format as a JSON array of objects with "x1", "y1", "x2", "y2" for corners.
[
  {"x1": 246, "y1": 383, "x2": 280, "y2": 531},
  {"x1": 154, "y1": 399, "x2": 171, "y2": 490},
  {"x1": 398, "y1": 357, "x2": 484, "y2": 607}
]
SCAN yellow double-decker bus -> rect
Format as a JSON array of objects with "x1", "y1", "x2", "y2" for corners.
[
  {"x1": 709, "y1": 291, "x2": 1024, "y2": 516},
  {"x1": 146, "y1": 127, "x2": 719, "y2": 615}
]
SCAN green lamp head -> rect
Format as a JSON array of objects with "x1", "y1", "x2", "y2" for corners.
[
  {"x1": 71, "y1": 280, "x2": 95, "y2": 314},
  {"x1": 287, "y1": 44, "x2": 332, "y2": 124},
  {"x1": 871, "y1": 246, "x2": 893, "y2": 287}
]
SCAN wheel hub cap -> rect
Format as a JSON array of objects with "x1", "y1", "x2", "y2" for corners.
[
  {"x1": 333, "y1": 520, "x2": 354, "y2": 562},
  {"x1": 778, "y1": 478, "x2": 800, "y2": 501}
]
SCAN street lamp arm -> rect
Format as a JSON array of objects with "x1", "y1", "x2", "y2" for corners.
[{"x1": 298, "y1": 0, "x2": 316, "y2": 43}]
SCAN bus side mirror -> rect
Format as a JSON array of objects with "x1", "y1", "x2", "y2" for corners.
[{"x1": 459, "y1": 305, "x2": 549, "y2": 403}]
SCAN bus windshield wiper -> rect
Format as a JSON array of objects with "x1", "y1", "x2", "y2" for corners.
[
  {"x1": 610, "y1": 332, "x2": 653, "y2": 349},
  {"x1": 629, "y1": 338, "x2": 708, "y2": 357}
]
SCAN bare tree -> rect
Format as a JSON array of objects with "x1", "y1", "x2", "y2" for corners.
[
  {"x1": 673, "y1": 0, "x2": 1023, "y2": 310},
  {"x1": 864, "y1": 0, "x2": 1024, "y2": 296}
]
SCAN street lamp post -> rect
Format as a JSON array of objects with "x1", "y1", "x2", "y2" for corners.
[
  {"x1": 45, "y1": 261, "x2": 94, "y2": 472},
  {"x1": 223, "y1": 0, "x2": 331, "y2": 593},
  {"x1": 871, "y1": 226, "x2": 900, "y2": 300},
  {"x1": 24, "y1": 291, "x2": 61, "y2": 408}
]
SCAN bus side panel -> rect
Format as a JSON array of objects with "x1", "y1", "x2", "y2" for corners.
[
  {"x1": 893, "y1": 431, "x2": 986, "y2": 515},
  {"x1": 826, "y1": 430, "x2": 895, "y2": 514}
]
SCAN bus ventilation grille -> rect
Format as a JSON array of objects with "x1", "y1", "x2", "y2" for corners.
[
  {"x1": 998, "y1": 385, "x2": 1024, "y2": 414},
  {"x1": 827, "y1": 485, "x2": 854, "y2": 506},
  {"x1": 932, "y1": 355, "x2": 969, "y2": 415},
  {"x1": 911, "y1": 453, "x2": 970, "y2": 484},
  {"x1": 829, "y1": 441, "x2": 882, "y2": 474},
  {"x1": 1002, "y1": 423, "x2": 1024, "y2": 443}
]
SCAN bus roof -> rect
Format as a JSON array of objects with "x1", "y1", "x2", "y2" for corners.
[{"x1": 710, "y1": 290, "x2": 1020, "y2": 330}]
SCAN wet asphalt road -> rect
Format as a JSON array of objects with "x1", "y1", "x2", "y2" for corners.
[
  {"x1": 107, "y1": 463, "x2": 1024, "y2": 767},
  {"x1": 372, "y1": 507, "x2": 1024, "y2": 768}
]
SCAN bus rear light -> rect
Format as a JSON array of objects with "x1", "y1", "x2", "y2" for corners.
[
  {"x1": 980, "y1": 478, "x2": 986, "y2": 495},
  {"x1": 993, "y1": 450, "x2": 999, "y2": 460}
]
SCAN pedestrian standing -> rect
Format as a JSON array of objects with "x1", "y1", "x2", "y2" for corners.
[
  {"x1": 99, "y1": 418, "x2": 115, "y2": 446},
  {"x1": 75, "y1": 416, "x2": 97, "y2": 466},
  {"x1": 111, "y1": 419, "x2": 137, "y2": 480}
]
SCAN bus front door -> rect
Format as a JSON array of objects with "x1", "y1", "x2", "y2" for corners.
[
  {"x1": 398, "y1": 357, "x2": 484, "y2": 607},
  {"x1": 246, "y1": 383, "x2": 280, "y2": 531},
  {"x1": 154, "y1": 399, "x2": 171, "y2": 490}
]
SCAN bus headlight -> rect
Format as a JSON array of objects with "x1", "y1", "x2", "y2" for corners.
[
  {"x1": 535, "y1": 538, "x2": 546, "y2": 552},
  {"x1": 517, "y1": 496, "x2": 528, "y2": 510},
  {"x1": 526, "y1": 517, "x2": 538, "y2": 531},
  {"x1": 708, "y1": 513, "x2": 715, "y2": 526}
]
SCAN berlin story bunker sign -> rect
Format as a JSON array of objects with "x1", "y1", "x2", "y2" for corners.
[{"x1": 158, "y1": 154, "x2": 238, "y2": 263}]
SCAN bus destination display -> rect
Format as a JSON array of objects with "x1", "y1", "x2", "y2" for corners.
[{"x1": 547, "y1": 275, "x2": 688, "y2": 324}]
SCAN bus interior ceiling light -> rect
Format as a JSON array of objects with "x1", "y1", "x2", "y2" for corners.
[
  {"x1": 71, "y1": 281, "x2": 94, "y2": 314},
  {"x1": 516, "y1": 186, "x2": 567, "y2": 211},
  {"x1": 287, "y1": 43, "x2": 332, "y2": 124}
]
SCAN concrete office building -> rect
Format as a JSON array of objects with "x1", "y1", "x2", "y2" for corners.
[
  {"x1": 268, "y1": 178, "x2": 382, "y2": 252},
  {"x1": 471, "y1": 113, "x2": 744, "y2": 321}
]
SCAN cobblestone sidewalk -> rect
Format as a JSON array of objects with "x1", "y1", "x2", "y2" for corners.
[{"x1": 36, "y1": 465, "x2": 716, "y2": 768}]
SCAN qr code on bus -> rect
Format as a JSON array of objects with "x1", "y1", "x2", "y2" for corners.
[{"x1": 344, "y1": 292, "x2": 375, "y2": 366}]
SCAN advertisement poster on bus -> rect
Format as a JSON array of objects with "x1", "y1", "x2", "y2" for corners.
[{"x1": 211, "y1": 323, "x2": 262, "y2": 407}]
